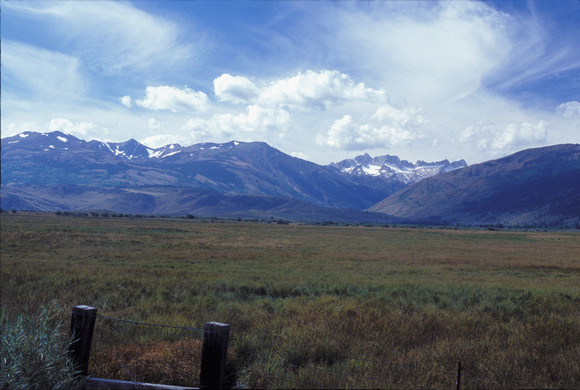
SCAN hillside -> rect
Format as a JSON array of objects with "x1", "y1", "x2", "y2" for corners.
[
  {"x1": 368, "y1": 144, "x2": 580, "y2": 227},
  {"x1": 0, "y1": 184, "x2": 396, "y2": 223},
  {"x1": 1, "y1": 131, "x2": 465, "y2": 219},
  {"x1": 1, "y1": 131, "x2": 389, "y2": 210}
]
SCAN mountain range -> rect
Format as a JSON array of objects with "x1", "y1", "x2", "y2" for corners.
[{"x1": 1, "y1": 131, "x2": 578, "y2": 226}]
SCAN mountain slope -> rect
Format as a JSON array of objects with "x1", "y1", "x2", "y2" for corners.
[
  {"x1": 1, "y1": 132, "x2": 389, "y2": 210},
  {"x1": 368, "y1": 144, "x2": 580, "y2": 226},
  {"x1": 0, "y1": 184, "x2": 397, "y2": 223}
]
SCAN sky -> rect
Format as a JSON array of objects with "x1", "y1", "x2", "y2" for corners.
[{"x1": 2, "y1": 0, "x2": 579, "y2": 165}]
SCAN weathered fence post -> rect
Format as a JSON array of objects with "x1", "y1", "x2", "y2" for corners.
[
  {"x1": 69, "y1": 305, "x2": 97, "y2": 377},
  {"x1": 200, "y1": 322, "x2": 230, "y2": 390},
  {"x1": 456, "y1": 360, "x2": 462, "y2": 390}
]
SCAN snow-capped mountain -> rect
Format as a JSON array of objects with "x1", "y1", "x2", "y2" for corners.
[
  {"x1": 1, "y1": 131, "x2": 391, "y2": 210},
  {"x1": 1, "y1": 132, "x2": 468, "y2": 207},
  {"x1": 330, "y1": 153, "x2": 467, "y2": 185},
  {"x1": 3, "y1": 131, "x2": 577, "y2": 226}
]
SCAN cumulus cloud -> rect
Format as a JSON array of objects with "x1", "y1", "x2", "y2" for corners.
[
  {"x1": 181, "y1": 105, "x2": 291, "y2": 141},
  {"x1": 135, "y1": 86, "x2": 209, "y2": 113},
  {"x1": 492, "y1": 121, "x2": 548, "y2": 150},
  {"x1": 214, "y1": 74, "x2": 259, "y2": 104},
  {"x1": 120, "y1": 96, "x2": 132, "y2": 108},
  {"x1": 461, "y1": 120, "x2": 549, "y2": 152},
  {"x1": 557, "y1": 101, "x2": 580, "y2": 118},
  {"x1": 212, "y1": 69, "x2": 385, "y2": 111},
  {"x1": 194, "y1": 69, "x2": 390, "y2": 144},
  {"x1": 317, "y1": 102, "x2": 425, "y2": 150},
  {"x1": 48, "y1": 118, "x2": 97, "y2": 137},
  {"x1": 372, "y1": 105, "x2": 426, "y2": 129},
  {"x1": 319, "y1": 114, "x2": 421, "y2": 151},
  {"x1": 258, "y1": 69, "x2": 384, "y2": 110},
  {"x1": 222, "y1": 105, "x2": 291, "y2": 133}
]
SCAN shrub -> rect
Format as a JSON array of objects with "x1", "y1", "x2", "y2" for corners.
[{"x1": 0, "y1": 303, "x2": 82, "y2": 389}]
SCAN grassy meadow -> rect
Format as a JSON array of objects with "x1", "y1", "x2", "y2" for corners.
[{"x1": 1, "y1": 213, "x2": 579, "y2": 388}]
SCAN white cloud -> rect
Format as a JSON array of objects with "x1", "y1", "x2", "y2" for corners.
[
  {"x1": 4, "y1": 1, "x2": 577, "y2": 166},
  {"x1": 225, "y1": 105, "x2": 291, "y2": 133},
  {"x1": 319, "y1": 113, "x2": 420, "y2": 151},
  {"x1": 460, "y1": 120, "x2": 491, "y2": 145},
  {"x1": 461, "y1": 120, "x2": 549, "y2": 153},
  {"x1": 179, "y1": 118, "x2": 216, "y2": 141},
  {"x1": 120, "y1": 96, "x2": 132, "y2": 108},
  {"x1": 135, "y1": 86, "x2": 209, "y2": 113},
  {"x1": 557, "y1": 101, "x2": 580, "y2": 118},
  {"x1": 148, "y1": 118, "x2": 165, "y2": 130},
  {"x1": 492, "y1": 121, "x2": 548, "y2": 150},
  {"x1": 3, "y1": 1, "x2": 199, "y2": 76},
  {"x1": 140, "y1": 134, "x2": 188, "y2": 149},
  {"x1": 214, "y1": 74, "x2": 259, "y2": 104},
  {"x1": 212, "y1": 69, "x2": 385, "y2": 111},
  {"x1": 290, "y1": 151, "x2": 310, "y2": 160},
  {"x1": 1, "y1": 40, "x2": 85, "y2": 101},
  {"x1": 48, "y1": 118, "x2": 97, "y2": 137},
  {"x1": 317, "y1": 102, "x2": 425, "y2": 151},
  {"x1": 323, "y1": 2, "x2": 511, "y2": 103},
  {"x1": 258, "y1": 69, "x2": 384, "y2": 110},
  {"x1": 181, "y1": 105, "x2": 291, "y2": 142},
  {"x1": 4, "y1": 122, "x2": 43, "y2": 135},
  {"x1": 484, "y1": 6, "x2": 580, "y2": 92},
  {"x1": 372, "y1": 105, "x2": 426, "y2": 129}
]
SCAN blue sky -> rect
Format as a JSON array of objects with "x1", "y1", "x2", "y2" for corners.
[{"x1": 2, "y1": 0, "x2": 579, "y2": 165}]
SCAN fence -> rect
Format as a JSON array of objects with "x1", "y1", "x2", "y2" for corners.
[
  {"x1": 70, "y1": 305, "x2": 543, "y2": 389},
  {"x1": 69, "y1": 305, "x2": 230, "y2": 389}
]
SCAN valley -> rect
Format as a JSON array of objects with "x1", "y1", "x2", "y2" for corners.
[{"x1": 1, "y1": 214, "x2": 579, "y2": 388}]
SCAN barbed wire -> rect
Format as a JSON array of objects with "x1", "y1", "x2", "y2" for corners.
[
  {"x1": 97, "y1": 314, "x2": 205, "y2": 334},
  {"x1": 91, "y1": 314, "x2": 204, "y2": 386}
]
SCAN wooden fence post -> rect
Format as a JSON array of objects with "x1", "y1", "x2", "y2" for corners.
[
  {"x1": 200, "y1": 322, "x2": 230, "y2": 390},
  {"x1": 69, "y1": 305, "x2": 97, "y2": 377},
  {"x1": 456, "y1": 360, "x2": 462, "y2": 390}
]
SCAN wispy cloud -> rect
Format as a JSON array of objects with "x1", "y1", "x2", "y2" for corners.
[
  {"x1": 483, "y1": 2, "x2": 580, "y2": 93},
  {"x1": 2, "y1": 40, "x2": 86, "y2": 102},
  {"x1": 313, "y1": 2, "x2": 512, "y2": 104},
  {"x1": 3, "y1": 1, "x2": 201, "y2": 76},
  {"x1": 557, "y1": 101, "x2": 580, "y2": 119}
]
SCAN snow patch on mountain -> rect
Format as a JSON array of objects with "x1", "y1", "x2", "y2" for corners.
[
  {"x1": 162, "y1": 150, "x2": 181, "y2": 158},
  {"x1": 148, "y1": 149, "x2": 164, "y2": 158},
  {"x1": 330, "y1": 153, "x2": 467, "y2": 185}
]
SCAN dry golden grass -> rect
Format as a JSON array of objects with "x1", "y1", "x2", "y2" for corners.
[{"x1": 90, "y1": 340, "x2": 203, "y2": 386}]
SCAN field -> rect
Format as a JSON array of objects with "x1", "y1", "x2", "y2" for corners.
[{"x1": 1, "y1": 213, "x2": 579, "y2": 388}]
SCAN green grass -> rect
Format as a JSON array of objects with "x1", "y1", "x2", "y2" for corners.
[{"x1": 1, "y1": 214, "x2": 579, "y2": 388}]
